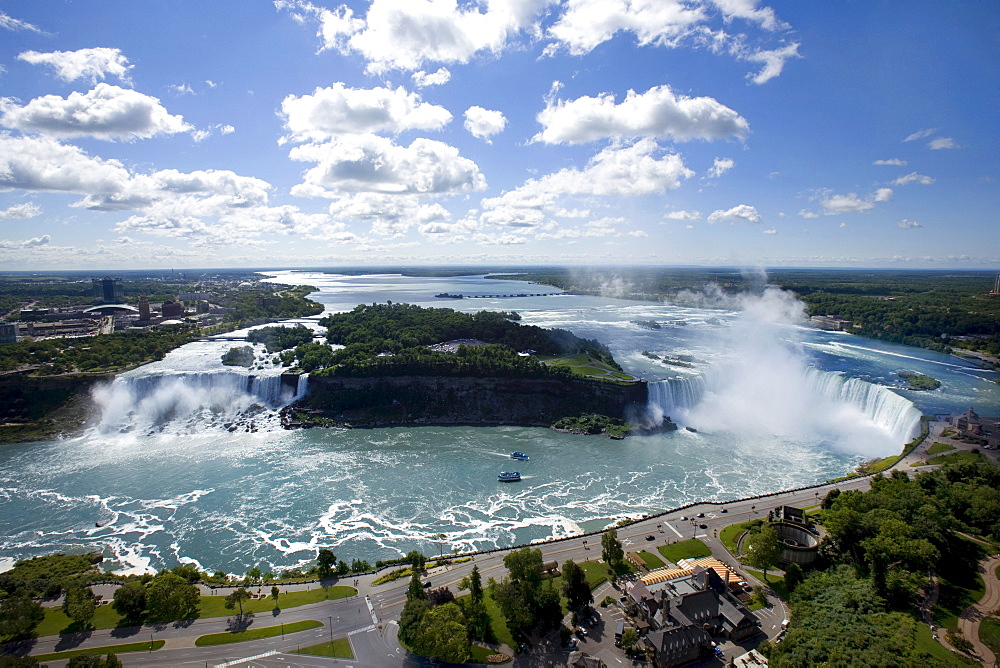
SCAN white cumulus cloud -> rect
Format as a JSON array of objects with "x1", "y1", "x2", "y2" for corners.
[
  {"x1": 929, "y1": 137, "x2": 958, "y2": 150},
  {"x1": 892, "y1": 172, "x2": 934, "y2": 186},
  {"x1": 797, "y1": 209, "x2": 818, "y2": 218},
  {"x1": 707, "y1": 157, "x2": 735, "y2": 178},
  {"x1": 873, "y1": 158, "x2": 906, "y2": 166},
  {"x1": 707, "y1": 203, "x2": 760, "y2": 223},
  {"x1": 742, "y1": 42, "x2": 801, "y2": 84},
  {"x1": 0, "y1": 84, "x2": 191, "y2": 141},
  {"x1": 544, "y1": 0, "x2": 797, "y2": 83},
  {"x1": 534, "y1": 84, "x2": 749, "y2": 145},
  {"x1": 481, "y1": 139, "x2": 693, "y2": 228},
  {"x1": 327, "y1": 192, "x2": 450, "y2": 238},
  {"x1": 412, "y1": 67, "x2": 452, "y2": 87},
  {"x1": 280, "y1": 83, "x2": 452, "y2": 142},
  {"x1": 0, "y1": 234, "x2": 50, "y2": 248},
  {"x1": 898, "y1": 219, "x2": 922, "y2": 229},
  {"x1": 277, "y1": 0, "x2": 554, "y2": 74},
  {"x1": 289, "y1": 134, "x2": 487, "y2": 196},
  {"x1": 663, "y1": 210, "x2": 701, "y2": 221},
  {"x1": 17, "y1": 47, "x2": 132, "y2": 83},
  {"x1": 0, "y1": 202, "x2": 42, "y2": 219},
  {"x1": 820, "y1": 188, "x2": 891, "y2": 215},
  {"x1": 464, "y1": 106, "x2": 507, "y2": 141}
]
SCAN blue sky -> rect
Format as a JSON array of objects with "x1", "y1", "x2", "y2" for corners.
[{"x1": 0, "y1": 0, "x2": 997, "y2": 270}]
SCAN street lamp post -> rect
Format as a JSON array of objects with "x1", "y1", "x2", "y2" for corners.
[{"x1": 329, "y1": 615, "x2": 333, "y2": 646}]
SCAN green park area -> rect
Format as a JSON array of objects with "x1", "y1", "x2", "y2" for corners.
[
  {"x1": 657, "y1": 538, "x2": 712, "y2": 564},
  {"x1": 293, "y1": 637, "x2": 355, "y2": 658},
  {"x1": 538, "y1": 352, "x2": 637, "y2": 382},
  {"x1": 31, "y1": 584, "x2": 355, "y2": 639},
  {"x1": 926, "y1": 442, "x2": 955, "y2": 455},
  {"x1": 195, "y1": 619, "x2": 323, "y2": 646},
  {"x1": 32, "y1": 640, "x2": 165, "y2": 663},
  {"x1": 981, "y1": 616, "x2": 1000, "y2": 658}
]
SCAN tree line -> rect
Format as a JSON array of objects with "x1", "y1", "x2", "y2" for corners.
[
  {"x1": 279, "y1": 301, "x2": 620, "y2": 378},
  {"x1": 760, "y1": 461, "x2": 1000, "y2": 666}
]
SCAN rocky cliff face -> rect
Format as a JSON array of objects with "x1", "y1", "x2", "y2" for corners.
[
  {"x1": 287, "y1": 374, "x2": 650, "y2": 428},
  {"x1": 0, "y1": 372, "x2": 106, "y2": 442}
]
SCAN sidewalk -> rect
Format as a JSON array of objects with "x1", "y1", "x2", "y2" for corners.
[{"x1": 956, "y1": 554, "x2": 1000, "y2": 667}]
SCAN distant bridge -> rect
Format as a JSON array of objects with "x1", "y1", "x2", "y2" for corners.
[{"x1": 438, "y1": 293, "x2": 558, "y2": 299}]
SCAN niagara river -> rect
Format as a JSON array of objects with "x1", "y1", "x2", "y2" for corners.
[{"x1": 1, "y1": 271, "x2": 997, "y2": 576}]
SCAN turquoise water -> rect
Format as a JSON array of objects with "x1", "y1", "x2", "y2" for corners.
[{"x1": 0, "y1": 272, "x2": 996, "y2": 575}]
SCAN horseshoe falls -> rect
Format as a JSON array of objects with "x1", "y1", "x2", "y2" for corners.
[{"x1": 648, "y1": 368, "x2": 921, "y2": 455}]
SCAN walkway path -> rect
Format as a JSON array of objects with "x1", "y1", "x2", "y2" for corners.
[{"x1": 957, "y1": 554, "x2": 1000, "y2": 667}]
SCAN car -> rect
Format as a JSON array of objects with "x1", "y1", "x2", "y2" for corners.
[
  {"x1": 696, "y1": 512, "x2": 705, "y2": 518},
  {"x1": 721, "y1": 508, "x2": 728, "y2": 513},
  {"x1": 679, "y1": 516, "x2": 688, "y2": 521},
  {"x1": 575, "y1": 628, "x2": 587, "y2": 639},
  {"x1": 699, "y1": 524, "x2": 707, "y2": 529},
  {"x1": 646, "y1": 534, "x2": 655, "y2": 541},
  {"x1": 423, "y1": 581, "x2": 432, "y2": 588}
]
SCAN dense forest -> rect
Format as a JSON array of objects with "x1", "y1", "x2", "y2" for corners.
[
  {"x1": 488, "y1": 268, "x2": 1000, "y2": 356},
  {"x1": 761, "y1": 462, "x2": 1000, "y2": 666},
  {"x1": 280, "y1": 302, "x2": 621, "y2": 379}
]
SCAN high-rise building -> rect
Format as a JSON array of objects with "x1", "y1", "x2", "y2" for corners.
[
  {"x1": 92, "y1": 276, "x2": 123, "y2": 303},
  {"x1": 991, "y1": 273, "x2": 1000, "y2": 296},
  {"x1": 138, "y1": 295, "x2": 151, "y2": 320}
]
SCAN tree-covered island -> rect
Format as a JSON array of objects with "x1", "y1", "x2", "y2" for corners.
[{"x1": 279, "y1": 302, "x2": 658, "y2": 436}]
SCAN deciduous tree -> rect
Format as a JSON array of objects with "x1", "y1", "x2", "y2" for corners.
[
  {"x1": 224, "y1": 587, "x2": 251, "y2": 618},
  {"x1": 111, "y1": 580, "x2": 147, "y2": 621},
  {"x1": 562, "y1": 560, "x2": 592, "y2": 610},
  {"x1": 602, "y1": 529, "x2": 625, "y2": 571}
]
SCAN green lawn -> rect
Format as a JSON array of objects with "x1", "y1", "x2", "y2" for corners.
[
  {"x1": 32, "y1": 640, "x2": 164, "y2": 662},
  {"x1": 928, "y1": 450, "x2": 986, "y2": 466},
  {"x1": 33, "y1": 585, "x2": 355, "y2": 638},
  {"x1": 35, "y1": 603, "x2": 125, "y2": 638},
  {"x1": 981, "y1": 616, "x2": 1000, "y2": 657},
  {"x1": 914, "y1": 621, "x2": 977, "y2": 666},
  {"x1": 744, "y1": 569, "x2": 789, "y2": 601},
  {"x1": 199, "y1": 585, "x2": 355, "y2": 618},
  {"x1": 469, "y1": 644, "x2": 512, "y2": 664},
  {"x1": 195, "y1": 619, "x2": 323, "y2": 646},
  {"x1": 657, "y1": 539, "x2": 711, "y2": 564},
  {"x1": 719, "y1": 522, "x2": 755, "y2": 556},
  {"x1": 538, "y1": 353, "x2": 637, "y2": 381},
  {"x1": 292, "y1": 637, "x2": 354, "y2": 658},
  {"x1": 482, "y1": 590, "x2": 516, "y2": 649},
  {"x1": 935, "y1": 572, "x2": 986, "y2": 630},
  {"x1": 637, "y1": 551, "x2": 665, "y2": 570},
  {"x1": 577, "y1": 560, "x2": 614, "y2": 588},
  {"x1": 926, "y1": 442, "x2": 956, "y2": 455}
]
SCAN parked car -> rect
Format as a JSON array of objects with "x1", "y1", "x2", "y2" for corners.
[{"x1": 646, "y1": 534, "x2": 655, "y2": 541}]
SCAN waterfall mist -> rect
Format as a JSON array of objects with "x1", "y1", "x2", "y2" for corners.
[
  {"x1": 93, "y1": 370, "x2": 307, "y2": 433},
  {"x1": 650, "y1": 286, "x2": 920, "y2": 457}
]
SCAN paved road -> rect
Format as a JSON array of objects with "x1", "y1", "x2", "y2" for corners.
[{"x1": 958, "y1": 554, "x2": 1000, "y2": 667}]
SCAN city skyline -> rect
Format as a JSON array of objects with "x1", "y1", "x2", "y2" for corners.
[{"x1": 0, "y1": 1, "x2": 997, "y2": 270}]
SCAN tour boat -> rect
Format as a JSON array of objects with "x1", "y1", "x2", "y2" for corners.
[
  {"x1": 510, "y1": 451, "x2": 530, "y2": 460},
  {"x1": 498, "y1": 471, "x2": 522, "y2": 482}
]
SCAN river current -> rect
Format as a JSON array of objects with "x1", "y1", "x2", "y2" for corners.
[{"x1": 1, "y1": 271, "x2": 997, "y2": 575}]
